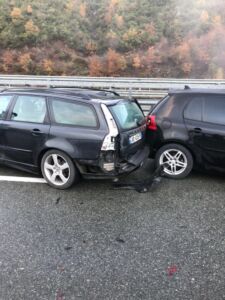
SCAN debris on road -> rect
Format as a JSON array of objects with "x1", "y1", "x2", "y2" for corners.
[
  {"x1": 64, "y1": 246, "x2": 72, "y2": 251},
  {"x1": 112, "y1": 165, "x2": 166, "y2": 193},
  {"x1": 55, "y1": 197, "x2": 61, "y2": 205},
  {"x1": 115, "y1": 237, "x2": 125, "y2": 243},
  {"x1": 167, "y1": 265, "x2": 178, "y2": 277}
]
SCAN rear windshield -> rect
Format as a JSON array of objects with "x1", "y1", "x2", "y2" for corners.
[{"x1": 110, "y1": 100, "x2": 144, "y2": 130}]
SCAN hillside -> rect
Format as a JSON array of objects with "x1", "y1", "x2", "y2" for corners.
[{"x1": 0, "y1": 0, "x2": 225, "y2": 78}]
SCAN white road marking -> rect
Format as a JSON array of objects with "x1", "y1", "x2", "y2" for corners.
[{"x1": 0, "y1": 176, "x2": 47, "y2": 183}]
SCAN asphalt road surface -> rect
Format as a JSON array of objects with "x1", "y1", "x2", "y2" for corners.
[{"x1": 0, "y1": 161, "x2": 225, "y2": 300}]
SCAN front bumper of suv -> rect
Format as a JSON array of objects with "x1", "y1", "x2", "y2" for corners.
[{"x1": 77, "y1": 146, "x2": 150, "y2": 179}]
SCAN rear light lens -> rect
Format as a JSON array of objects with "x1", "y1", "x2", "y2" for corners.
[
  {"x1": 147, "y1": 115, "x2": 157, "y2": 131},
  {"x1": 101, "y1": 104, "x2": 119, "y2": 151}
]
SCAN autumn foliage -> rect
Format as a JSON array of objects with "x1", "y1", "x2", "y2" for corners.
[{"x1": 0, "y1": 0, "x2": 225, "y2": 78}]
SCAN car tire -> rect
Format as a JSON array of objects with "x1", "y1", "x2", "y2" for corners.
[
  {"x1": 41, "y1": 150, "x2": 80, "y2": 189},
  {"x1": 155, "y1": 143, "x2": 193, "y2": 179}
]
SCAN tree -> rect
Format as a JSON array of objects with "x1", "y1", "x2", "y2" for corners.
[
  {"x1": 25, "y1": 20, "x2": 40, "y2": 34},
  {"x1": 10, "y1": 7, "x2": 22, "y2": 20},
  {"x1": 43, "y1": 59, "x2": 54, "y2": 74},
  {"x1": 132, "y1": 54, "x2": 141, "y2": 69},
  {"x1": 19, "y1": 53, "x2": 32, "y2": 72},
  {"x1": 2, "y1": 51, "x2": 14, "y2": 72},
  {"x1": 89, "y1": 56, "x2": 103, "y2": 76},
  {"x1": 106, "y1": 48, "x2": 126, "y2": 75},
  {"x1": 79, "y1": 3, "x2": 87, "y2": 18},
  {"x1": 200, "y1": 10, "x2": 209, "y2": 23}
]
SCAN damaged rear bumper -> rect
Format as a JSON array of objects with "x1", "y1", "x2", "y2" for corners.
[
  {"x1": 117, "y1": 146, "x2": 149, "y2": 174},
  {"x1": 78, "y1": 146, "x2": 150, "y2": 179}
]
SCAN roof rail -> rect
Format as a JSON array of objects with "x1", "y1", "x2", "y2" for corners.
[
  {"x1": 0, "y1": 87, "x2": 121, "y2": 101},
  {"x1": 0, "y1": 85, "x2": 120, "y2": 97},
  {"x1": 50, "y1": 86, "x2": 120, "y2": 96},
  {"x1": 0, "y1": 86, "x2": 45, "y2": 93}
]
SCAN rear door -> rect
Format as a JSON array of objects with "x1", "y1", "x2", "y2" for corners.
[
  {"x1": 184, "y1": 94, "x2": 225, "y2": 168},
  {"x1": 3, "y1": 94, "x2": 50, "y2": 166},
  {"x1": 109, "y1": 100, "x2": 146, "y2": 159}
]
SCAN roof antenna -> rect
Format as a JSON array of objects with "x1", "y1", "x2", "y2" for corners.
[{"x1": 184, "y1": 85, "x2": 191, "y2": 90}]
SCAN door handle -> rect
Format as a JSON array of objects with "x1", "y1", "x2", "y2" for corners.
[
  {"x1": 31, "y1": 128, "x2": 44, "y2": 136},
  {"x1": 193, "y1": 127, "x2": 202, "y2": 133}
]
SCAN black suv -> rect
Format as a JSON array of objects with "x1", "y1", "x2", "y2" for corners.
[
  {"x1": 0, "y1": 88, "x2": 148, "y2": 189},
  {"x1": 147, "y1": 88, "x2": 225, "y2": 178}
]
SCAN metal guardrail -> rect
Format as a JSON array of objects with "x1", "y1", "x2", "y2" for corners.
[
  {"x1": 1, "y1": 75, "x2": 225, "y2": 88},
  {"x1": 1, "y1": 75, "x2": 225, "y2": 114}
]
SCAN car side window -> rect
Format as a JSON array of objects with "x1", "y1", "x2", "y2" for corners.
[
  {"x1": 51, "y1": 98, "x2": 98, "y2": 128},
  {"x1": 203, "y1": 95, "x2": 225, "y2": 125},
  {"x1": 11, "y1": 95, "x2": 47, "y2": 123},
  {"x1": 0, "y1": 95, "x2": 13, "y2": 120},
  {"x1": 184, "y1": 97, "x2": 203, "y2": 121}
]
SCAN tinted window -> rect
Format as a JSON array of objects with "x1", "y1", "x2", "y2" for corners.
[
  {"x1": 51, "y1": 99, "x2": 97, "y2": 128},
  {"x1": 0, "y1": 95, "x2": 12, "y2": 119},
  {"x1": 203, "y1": 95, "x2": 225, "y2": 125},
  {"x1": 184, "y1": 97, "x2": 203, "y2": 121},
  {"x1": 11, "y1": 96, "x2": 47, "y2": 123}
]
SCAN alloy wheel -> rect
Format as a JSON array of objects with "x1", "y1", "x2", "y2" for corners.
[
  {"x1": 44, "y1": 154, "x2": 70, "y2": 186},
  {"x1": 159, "y1": 149, "x2": 188, "y2": 176}
]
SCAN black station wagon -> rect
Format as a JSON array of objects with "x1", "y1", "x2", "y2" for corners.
[
  {"x1": 0, "y1": 88, "x2": 148, "y2": 189},
  {"x1": 147, "y1": 88, "x2": 225, "y2": 179}
]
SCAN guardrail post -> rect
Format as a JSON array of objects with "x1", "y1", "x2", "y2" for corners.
[{"x1": 129, "y1": 85, "x2": 132, "y2": 99}]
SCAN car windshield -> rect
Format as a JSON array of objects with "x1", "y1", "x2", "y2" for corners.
[{"x1": 110, "y1": 100, "x2": 144, "y2": 130}]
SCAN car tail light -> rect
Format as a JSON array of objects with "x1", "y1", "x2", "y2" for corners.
[
  {"x1": 147, "y1": 115, "x2": 157, "y2": 131},
  {"x1": 101, "y1": 104, "x2": 119, "y2": 151}
]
